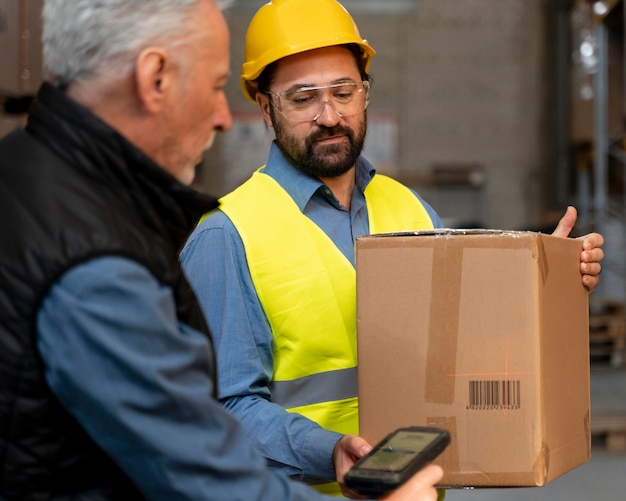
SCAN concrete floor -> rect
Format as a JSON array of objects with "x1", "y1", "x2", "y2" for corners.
[
  {"x1": 445, "y1": 368, "x2": 626, "y2": 501},
  {"x1": 445, "y1": 451, "x2": 626, "y2": 501}
]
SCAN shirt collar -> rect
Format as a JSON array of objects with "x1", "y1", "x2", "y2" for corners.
[{"x1": 262, "y1": 141, "x2": 377, "y2": 211}]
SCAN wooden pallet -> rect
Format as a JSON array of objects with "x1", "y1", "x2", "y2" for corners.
[
  {"x1": 589, "y1": 300, "x2": 626, "y2": 369},
  {"x1": 591, "y1": 410, "x2": 626, "y2": 452},
  {"x1": 590, "y1": 299, "x2": 625, "y2": 317}
]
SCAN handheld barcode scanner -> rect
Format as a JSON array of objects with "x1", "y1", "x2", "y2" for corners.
[{"x1": 344, "y1": 426, "x2": 450, "y2": 496}]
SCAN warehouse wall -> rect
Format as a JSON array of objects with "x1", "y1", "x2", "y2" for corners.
[
  {"x1": 1, "y1": 0, "x2": 556, "y2": 231},
  {"x1": 201, "y1": 0, "x2": 552, "y2": 230}
]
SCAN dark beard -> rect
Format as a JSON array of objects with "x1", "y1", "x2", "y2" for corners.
[{"x1": 272, "y1": 109, "x2": 367, "y2": 179}]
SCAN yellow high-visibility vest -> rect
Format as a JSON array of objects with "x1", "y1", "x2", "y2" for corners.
[{"x1": 219, "y1": 170, "x2": 434, "y2": 496}]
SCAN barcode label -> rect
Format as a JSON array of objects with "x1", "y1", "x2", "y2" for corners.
[{"x1": 467, "y1": 380, "x2": 521, "y2": 410}]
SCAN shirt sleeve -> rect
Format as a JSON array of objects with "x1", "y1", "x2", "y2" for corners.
[
  {"x1": 36, "y1": 256, "x2": 336, "y2": 501},
  {"x1": 180, "y1": 213, "x2": 342, "y2": 481}
]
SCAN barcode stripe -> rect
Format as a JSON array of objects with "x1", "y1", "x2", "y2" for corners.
[{"x1": 467, "y1": 380, "x2": 521, "y2": 410}]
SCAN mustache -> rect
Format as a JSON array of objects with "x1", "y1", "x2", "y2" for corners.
[{"x1": 308, "y1": 125, "x2": 354, "y2": 143}]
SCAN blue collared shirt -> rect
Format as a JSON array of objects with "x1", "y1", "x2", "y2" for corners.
[
  {"x1": 180, "y1": 142, "x2": 442, "y2": 481},
  {"x1": 37, "y1": 256, "x2": 338, "y2": 500}
]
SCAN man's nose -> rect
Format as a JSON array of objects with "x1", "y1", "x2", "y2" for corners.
[{"x1": 312, "y1": 99, "x2": 343, "y2": 124}]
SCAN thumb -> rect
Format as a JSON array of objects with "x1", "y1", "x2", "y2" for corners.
[
  {"x1": 551, "y1": 206, "x2": 577, "y2": 238},
  {"x1": 384, "y1": 464, "x2": 444, "y2": 500}
]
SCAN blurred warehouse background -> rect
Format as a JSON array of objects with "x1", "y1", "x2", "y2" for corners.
[{"x1": 5, "y1": 0, "x2": 625, "y2": 298}]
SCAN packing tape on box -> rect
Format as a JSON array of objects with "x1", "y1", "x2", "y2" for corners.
[
  {"x1": 428, "y1": 416, "x2": 460, "y2": 472},
  {"x1": 425, "y1": 237, "x2": 461, "y2": 404}
]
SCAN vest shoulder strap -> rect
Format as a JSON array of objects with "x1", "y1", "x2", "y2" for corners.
[{"x1": 365, "y1": 174, "x2": 435, "y2": 233}]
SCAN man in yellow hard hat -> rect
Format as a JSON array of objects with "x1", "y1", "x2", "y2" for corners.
[{"x1": 181, "y1": 0, "x2": 604, "y2": 497}]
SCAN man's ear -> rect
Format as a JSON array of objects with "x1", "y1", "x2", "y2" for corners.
[
  {"x1": 256, "y1": 92, "x2": 273, "y2": 128},
  {"x1": 135, "y1": 47, "x2": 170, "y2": 113}
]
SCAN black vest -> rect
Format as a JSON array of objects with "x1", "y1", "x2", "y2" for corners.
[{"x1": 0, "y1": 83, "x2": 218, "y2": 499}]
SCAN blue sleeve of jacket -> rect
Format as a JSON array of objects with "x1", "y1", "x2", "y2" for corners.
[
  {"x1": 36, "y1": 256, "x2": 337, "y2": 501},
  {"x1": 180, "y1": 212, "x2": 342, "y2": 482}
]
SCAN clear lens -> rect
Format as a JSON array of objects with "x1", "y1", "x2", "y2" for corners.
[{"x1": 269, "y1": 81, "x2": 370, "y2": 122}]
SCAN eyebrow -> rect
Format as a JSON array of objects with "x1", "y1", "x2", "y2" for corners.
[{"x1": 286, "y1": 78, "x2": 360, "y2": 92}]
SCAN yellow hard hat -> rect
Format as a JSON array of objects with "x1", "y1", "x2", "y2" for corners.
[{"x1": 240, "y1": 0, "x2": 376, "y2": 102}]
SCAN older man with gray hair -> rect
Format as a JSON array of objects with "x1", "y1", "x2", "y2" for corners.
[{"x1": 0, "y1": 1, "x2": 444, "y2": 500}]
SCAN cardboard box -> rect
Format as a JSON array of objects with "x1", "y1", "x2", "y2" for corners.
[{"x1": 356, "y1": 230, "x2": 590, "y2": 488}]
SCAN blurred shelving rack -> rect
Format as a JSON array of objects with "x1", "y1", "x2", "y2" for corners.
[
  {"x1": 570, "y1": 0, "x2": 626, "y2": 301},
  {"x1": 573, "y1": 0, "x2": 626, "y2": 453}
]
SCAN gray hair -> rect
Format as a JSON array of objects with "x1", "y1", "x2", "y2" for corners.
[{"x1": 42, "y1": 0, "x2": 233, "y2": 86}]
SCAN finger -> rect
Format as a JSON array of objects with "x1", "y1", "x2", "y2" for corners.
[
  {"x1": 583, "y1": 274, "x2": 599, "y2": 292},
  {"x1": 338, "y1": 434, "x2": 372, "y2": 458},
  {"x1": 391, "y1": 465, "x2": 444, "y2": 498},
  {"x1": 581, "y1": 248, "x2": 605, "y2": 265},
  {"x1": 417, "y1": 464, "x2": 444, "y2": 486},
  {"x1": 339, "y1": 485, "x2": 370, "y2": 499},
  {"x1": 580, "y1": 232, "x2": 605, "y2": 251},
  {"x1": 580, "y1": 263, "x2": 602, "y2": 280},
  {"x1": 580, "y1": 257, "x2": 602, "y2": 276},
  {"x1": 551, "y1": 206, "x2": 577, "y2": 238}
]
